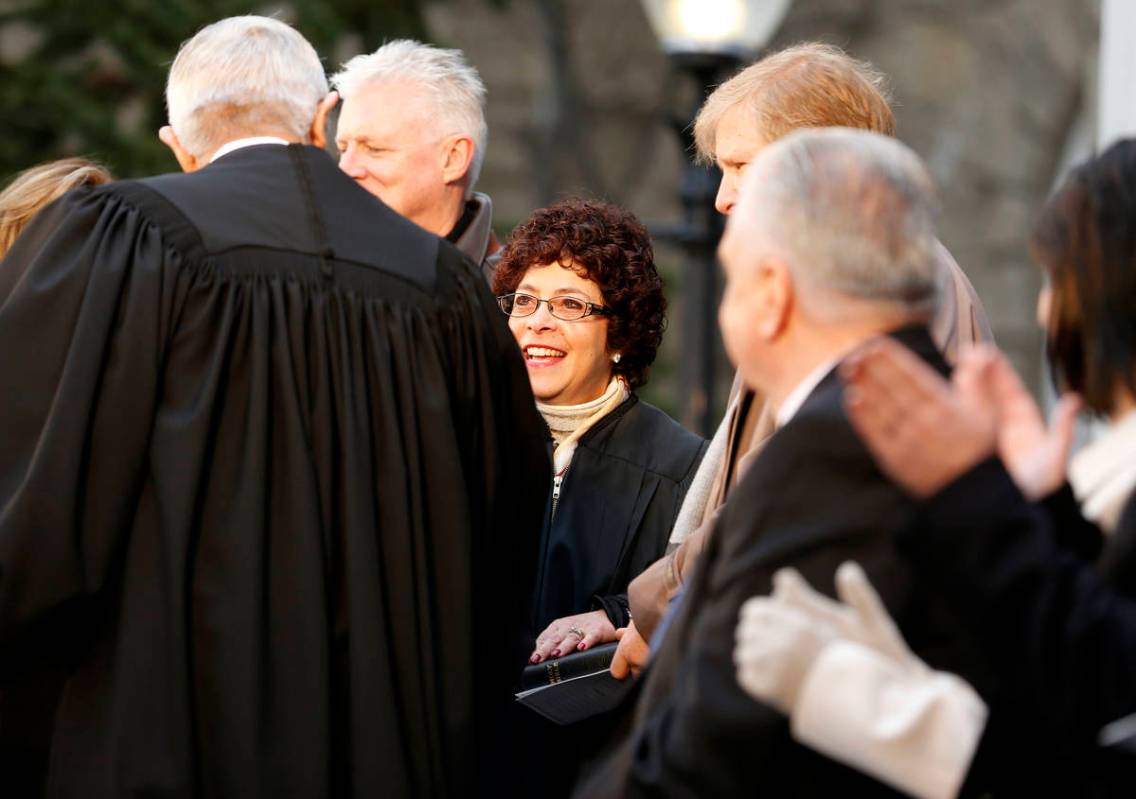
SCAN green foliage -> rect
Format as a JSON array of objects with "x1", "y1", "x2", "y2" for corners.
[{"x1": 0, "y1": 0, "x2": 431, "y2": 179}]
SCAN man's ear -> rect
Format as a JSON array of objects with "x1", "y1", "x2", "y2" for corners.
[
  {"x1": 309, "y1": 91, "x2": 339, "y2": 150},
  {"x1": 158, "y1": 126, "x2": 199, "y2": 173},
  {"x1": 441, "y1": 135, "x2": 475, "y2": 186},
  {"x1": 755, "y1": 258, "x2": 794, "y2": 340}
]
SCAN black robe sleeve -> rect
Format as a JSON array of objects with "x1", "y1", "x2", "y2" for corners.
[
  {"x1": 430, "y1": 245, "x2": 552, "y2": 752},
  {"x1": 1040, "y1": 482, "x2": 1104, "y2": 562},
  {"x1": 0, "y1": 186, "x2": 177, "y2": 680},
  {"x1": 589, "y1": 438, "x2": 708, "y2": 630}
]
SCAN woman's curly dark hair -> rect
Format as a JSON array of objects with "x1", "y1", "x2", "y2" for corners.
[{"x1": 493, "y1": 198, "x2": 666, "y2": 390}]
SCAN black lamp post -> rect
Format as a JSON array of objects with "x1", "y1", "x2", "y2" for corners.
[{"x1": 641, "y1": 0, "x2": 790, "y2": 435}]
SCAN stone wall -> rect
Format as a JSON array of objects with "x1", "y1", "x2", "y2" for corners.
[{"x1": 429, "y1": 0, "x2": 1099, "y2": 418}]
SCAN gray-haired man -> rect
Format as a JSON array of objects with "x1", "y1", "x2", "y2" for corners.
[{"x1": 332, "y1": 40, "x2": 500, "y2": 279}]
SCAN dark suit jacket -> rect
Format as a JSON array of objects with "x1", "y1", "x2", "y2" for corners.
[{"x1": 576, "y1": 326, "x2": 1000, "y2": 797}]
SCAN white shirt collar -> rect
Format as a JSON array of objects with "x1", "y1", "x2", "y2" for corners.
[
  {"x1": 209, "y1": 136, "x2": 290, "y2": 163},
  {"x1": 776, "y1": 340, "x2": 873, "y2": 428},
  {"x1": 1069, "y1": 409, "x2": 1136, "y2": 532},
  {"x1": 775, "y1": 356, "x2": 839, "y2": 428}
]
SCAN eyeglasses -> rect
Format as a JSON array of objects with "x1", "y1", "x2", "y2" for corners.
[{"x1": 496, "y1": 292, "x2": 611, "y2": 321}]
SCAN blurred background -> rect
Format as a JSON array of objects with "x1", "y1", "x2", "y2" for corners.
[{"x1": 0, "y1": 0, "x2": 1108, "y2": 433}]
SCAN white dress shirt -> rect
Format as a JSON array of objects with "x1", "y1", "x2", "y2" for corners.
[
  {"x1": 775, "y1": 352, "x2": 846, "y2": 428},
  {"x1": 210, "y1": 136, "x2": 290, "y2": 163}
]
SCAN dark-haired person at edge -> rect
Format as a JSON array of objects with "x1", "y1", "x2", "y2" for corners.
[
  {"x1": 734, "y1": 138, "x2": 1136, "y2": 798},
  {"x1": 493, "y1": 199, "x2": 706, "y2": 794},
  {"x1": 841, "y1": 137, "x2": 1136, "y2": 796}
]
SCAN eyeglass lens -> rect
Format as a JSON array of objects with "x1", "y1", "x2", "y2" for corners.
[{"x1": 500, "y1": 293, "x2": 591, "y2": 320}]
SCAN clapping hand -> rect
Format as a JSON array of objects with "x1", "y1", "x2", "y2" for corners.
[
  {"x1": 840, "y1": 340, "x2": 1000, "y2": 498},
  {"x1": 985, "y1": 351, "x2": 1080, "y2": 499},
  {"x1": 841, "y1": 339, "x2": 1080, "y2": 499}
]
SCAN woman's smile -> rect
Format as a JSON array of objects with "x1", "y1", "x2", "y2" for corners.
[{"x1": 523, "y1": 344, "x2": 568, "y2": 367}]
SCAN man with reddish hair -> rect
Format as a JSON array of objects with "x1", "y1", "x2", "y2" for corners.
[
  {"x1": 612, "y1": 43, "x2": 992, "y2": 675},
  {"x1": 696, "y1": 42, "x2": 897, "y2": 214},
  {"x1": 579, "y1": 114, "x2": 999, "y2": 793}
]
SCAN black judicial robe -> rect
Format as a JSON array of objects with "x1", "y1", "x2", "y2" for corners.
[
  {"x1": 531, "y1": 395, "x2": 706, "y2": 634},
  {"x1": 0, "y1": 144, "x2": 550, "y2": 798}
]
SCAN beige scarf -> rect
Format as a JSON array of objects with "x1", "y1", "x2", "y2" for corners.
[{"x1": 537, "y1": 377, "x2": 629, "y2": 475}]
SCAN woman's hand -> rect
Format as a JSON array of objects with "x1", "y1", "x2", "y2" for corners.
[
  {"x1": 841, "y1": 340, "x2": 1000, "y2": 498},
  {"x1": 985, "y1": 352, "x2": 1080, "y2": 500},
  {"x1": 530, "y1": 609, "x2": 616, "y2": 663}
]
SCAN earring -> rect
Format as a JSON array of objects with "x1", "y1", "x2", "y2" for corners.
[{"x1": 612, "y1": 353, "x2": 622, "y2": 364}]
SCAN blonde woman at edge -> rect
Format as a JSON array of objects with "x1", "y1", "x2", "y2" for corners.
[{"x1": 0, "y1": 157, "x2": 112, "y2": 257}]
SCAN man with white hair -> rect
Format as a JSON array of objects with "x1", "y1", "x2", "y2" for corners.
[
  {"x1": 577, "y1": 128, "x2": 993, "y2": 797},
  {"x1": 331, "y1": 40, "x2": 500, "y2": 279},
  {"x1": 0, "y1": 16, "x2": 548, "y2": 797}
]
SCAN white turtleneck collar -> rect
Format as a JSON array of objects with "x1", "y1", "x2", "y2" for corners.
[
  {"x1": 537, "y1": 377, "x2": 630, "y2": 474},
  {"x1": 1069, "y1": 409, "x2": 1136, "y2": 532}
]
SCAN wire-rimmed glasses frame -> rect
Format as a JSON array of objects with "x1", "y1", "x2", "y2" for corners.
[{"x1": 496, "y1": 292, "x2": 612, "y2": 322}]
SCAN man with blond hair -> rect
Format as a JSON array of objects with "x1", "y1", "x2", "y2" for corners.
[
  {"x1": 580, "y1": 125, "x2": 996, "y2": 798},
  {"x1": 332, "y1": 40, "x2": 501, "y2": 279},
  {"x1": 0, "y1": 16, "x2": 548, "y2": 797},
  {"x1": 611, "y1": 42, "x2": 992, "y2": 676}
]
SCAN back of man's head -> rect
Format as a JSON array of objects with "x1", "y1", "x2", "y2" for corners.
[
  {"x1": 166, "y1": 16, "x2": 328, "y2": 161},
  {"x1": 739, "y1": 127, "x2": 940, "y2": 320},
  {"x1": 695, "y1": 42, "x2": 894, "y2": 163},
  {"x1": 331, "y1": 40, "x2": 488, "y2": 189}
]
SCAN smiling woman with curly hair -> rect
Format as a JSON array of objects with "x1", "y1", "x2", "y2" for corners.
[
  {"x1": 494, "y1": 198, "x2": 666, "y2": 394},
  {"x1": 496, "y1": 196, "x2": 705, "y2": 790}
]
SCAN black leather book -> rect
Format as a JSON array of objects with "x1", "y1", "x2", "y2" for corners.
[
  {"x1": 520, "y1": 642, "x2": 619, "y2": 690},
  {"x1": 515, "y1": 642, "x2": 632, "y2": 725}
]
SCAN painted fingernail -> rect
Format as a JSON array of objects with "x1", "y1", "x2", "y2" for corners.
[
  {"x1": 577, "y1": 642, "x2": 586, "y2": 650},
  {"x1": 530, "y1": 654, "x2": 540, "y2": 664},
  {"x1": 551, "y1": 649, "x2": 561, "y2": 658}
]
